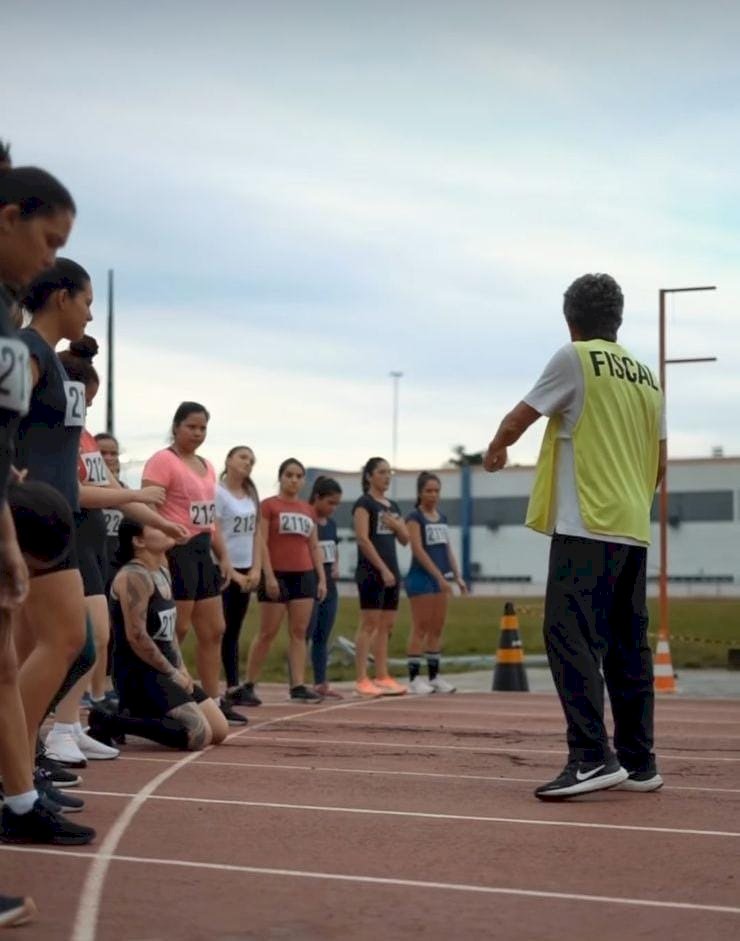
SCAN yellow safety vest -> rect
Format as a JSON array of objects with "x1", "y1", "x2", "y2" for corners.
[{"x1": 526, "y1": 340, "x2": 663, "y2": 543}]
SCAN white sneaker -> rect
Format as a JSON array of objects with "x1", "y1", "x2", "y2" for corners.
[
  {"x1": 75, "y1": 729, "x2": 119, "y2": 760},
  {"x1": 429, "y1": 676, "x2": 456, "y2": 694},
  {"x1": 44, "y1": 730, "x2": 87, "y2": 768},
  {"x1": 408, "y1": 676, "x2": 435, "y2": 695}
]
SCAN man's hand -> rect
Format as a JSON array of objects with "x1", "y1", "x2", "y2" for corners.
[{"x1": 483, "y1": 445, "x2": 508, "y2": 473}]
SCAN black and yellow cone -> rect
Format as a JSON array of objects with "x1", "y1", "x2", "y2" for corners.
[{"x1": 492, "y1": 602, "x2": 529, "y2": 692}]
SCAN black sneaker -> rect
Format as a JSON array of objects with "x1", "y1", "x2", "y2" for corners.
[
  {"x1": 36, "y1": 754, "x2": 82, "y2": 789},
  {"x1": 229, "y1": 683, "x2": 262, "y2": 707},
  {"x1": 219, "y1": 700, "x2": 248, "y2": 726},
  {"x1": 289, "y1": 685, "x2": 323, "y2": 703},
  {"x1": 0, "y1": 799, "x2": 95, "y2": 845},
  {"x1": 534, "y1": 756, "x2": 628, "y2": 800},
  {"x1": 615, "y1": 768, "x2": 664, "y2": 792},
  {"x1": 33, "y1": 770, "x2": 85, "y2": 814},
  {"x1": 0, "y1": 894, "x2": 37, "y2": 928}
]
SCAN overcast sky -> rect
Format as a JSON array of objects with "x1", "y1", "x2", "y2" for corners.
[{"x1": 5, "y1": 0, "x2": 738, "y2": 493}]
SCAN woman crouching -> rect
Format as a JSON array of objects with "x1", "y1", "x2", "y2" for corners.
[{"x1": 87, "y1": 520, "x2": 228, "y2": 751}]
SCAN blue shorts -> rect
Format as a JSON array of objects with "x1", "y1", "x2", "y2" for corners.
[{"x1": 405, "y1": 568, "x2": 441, "y2": 598}]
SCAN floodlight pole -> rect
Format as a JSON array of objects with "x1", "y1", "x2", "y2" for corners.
[
  {"x1": 390, "y1": 371, "x2": 403, "y2": 496},
  {"x1": 106, "y1": 269, "x2": 115, "y2": 436},
  {"x1": 658, "y1": 286, "x2": 716, "y2": 643}
]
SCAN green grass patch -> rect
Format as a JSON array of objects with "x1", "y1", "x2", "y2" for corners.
[{"x1": 180, "y1": 594, "x2": 740, "y2": 683}]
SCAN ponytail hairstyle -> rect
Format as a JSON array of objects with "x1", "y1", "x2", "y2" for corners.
[
  {"x1": 21, "y1": 257, "x2": 90, "y2": 314},
  {"x1": 309, "y1": 475, "x2": 342, "y2": 504},
  {"x1": 415, "y1": 471, "x2": 441, "y2": 508},
  {"x1": 220, "y1": 445, "x2": 259, "y2": 505},
  {"x1": 116, "y1": 518, "x2": 145, "y2": 567},
  {"x1": 361, "y1": 456, "x2": 387, "y2": 494},
  {"x1": 58, "y1": 334, "x2": 99, "y2": 389},
  {"x1": 0, "y1": 140, "x2": 75, "y2": 218}
]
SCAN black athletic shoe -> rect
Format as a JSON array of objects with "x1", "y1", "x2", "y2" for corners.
[
  {"x1": 35, "y1": 754, "x2": 82, "y2": 789},
  {"x1": 229, "y1": 683, "x2": 262, "y2": 707},
  {"x1": 86, "y1": 707, "x2": 121, "y2": 747},
  {"x1": 33, "y1": 770, "x2": 85, "y2": 814},
  {"x1": 219, "y1": 701, "x2": 248, "y2": 726},
  {"x1": 535, "y1": 756, "x2": 628, "y2": 800},
  {"x1": 615, "y1": 768, "x2": 664, "y2": 792},
  {"x1": 0, "y1": 799, "x2": 95, "y2": 845},
  {"x1": 0, "y1": 894, "x2": 37, "y2": 928},
  {"x1": 289, "y1": 685, "x2": 323, "y2": 703}
]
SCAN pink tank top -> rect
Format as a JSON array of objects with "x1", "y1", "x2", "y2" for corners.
[{"x1": 143, "y1": 448, "x2": 217, "y2": 536}]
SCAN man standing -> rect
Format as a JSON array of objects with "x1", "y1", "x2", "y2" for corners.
[{"x1": 484, "y1": 273, "x2": 666, "y2": 800}]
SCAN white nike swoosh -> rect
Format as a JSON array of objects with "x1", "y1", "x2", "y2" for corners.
[{"x1": 575, "y1": 764, "x2": 606, "y2": 781}]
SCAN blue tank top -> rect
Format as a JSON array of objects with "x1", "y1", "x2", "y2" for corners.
[
  {"x1": 15, "y1": 327, "x2": 86, "y2": 511},
  {"x1": 0, "y1": 285, "x2": 29, "y2": 502},
  {"x1": 406, "y1": 508, "x2": 452, "y2": 577},
  {"x1": 317, "y1": 518, "x2": 338, "y2": 585}
]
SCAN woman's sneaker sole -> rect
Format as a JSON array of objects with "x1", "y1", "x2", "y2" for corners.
[{"x1": 615, "y1": 772, "x2": 664, "y2": 792}]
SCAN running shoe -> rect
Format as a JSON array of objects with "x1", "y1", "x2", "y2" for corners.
[
  {"x1": 289, "y1": 685, "x2": 323, "y2": 703},
  {"x1": 615, "y1": 768, "x2": 664, "y2": 792},
  {"x1": 534, "y1": 756, "x2": 628, "y2": 800},
  {"x1": 314, "y1": 683, "x2": 343, "y2": 699},
  {"x1": 44, "y1": 730, "x2": 87, "y2": 768},
  {"x1": 229, "y1": 683, "x2": 262, "y2": 707},
  {"x1": 80, "y1": 692, "x2": 94, "y2": 709},
  {"x1": 354, "y1": 678, "x2": 384, "y2": 698},
  {"x1": 0, "y1": 894, "x2": 37, "y2": 928},
  {"x1": 373, "y1": 676, "x2": 408, "y2": 696},
  {"x1": 75, "y1": 729, "x2": 119, "y2": 761},
  {"x1": 408, "y1": 676, "x2": 435, "y2": 695},
  {"x1": 220, "y1": 701, "x2": 248, "y2": 726},
  {"x1": 0, "y1": 799, "x2": 95, "y2": 845},
  {"x1": 429, "y1": 676, "x2": 457, "y2": 694},
  {"x1": 33, "y1": 770, "x2": 85, "y2": 814},
  {"x1": 35, "y1": 750, "x2": 82, "y2": 788}
]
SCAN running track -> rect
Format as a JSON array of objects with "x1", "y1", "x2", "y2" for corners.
[{"x1": 2, "y1": 689, "x2": 739, "y2": 940}]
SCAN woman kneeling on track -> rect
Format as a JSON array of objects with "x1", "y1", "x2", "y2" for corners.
[
  {"x1": 405, "y1": 472, "x2": 467, "y2": 695},
  {"x1": 87, "y1": 520, "x2": 228, "y2": 751}
]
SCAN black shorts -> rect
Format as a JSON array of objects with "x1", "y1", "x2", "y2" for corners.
[
  {"x1": 75, "y1": 509, "x2": 108, "y2": 597},
  {"x1": 8, "y1": 480, "x2": 76, "y2": 577},
  {"x1": 258, "y1": 570, "x2": 317, "y2": 604},
  {"x1": 167, "y1": 533, "x2": 222, "y2": 602},
  {"x1": 356, "y1": 570, "x2": 400, "y2": 611},
  {"x1": 118, "y1": 671, "x2": 208, "y2": 718}
]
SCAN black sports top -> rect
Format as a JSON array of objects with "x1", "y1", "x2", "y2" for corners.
[
  {"x1": 110, "y1": 564, "x2": 178, "y2": 675},
  {"x1": 352, "y1": 493, "x2": 402, "y2": 579}
]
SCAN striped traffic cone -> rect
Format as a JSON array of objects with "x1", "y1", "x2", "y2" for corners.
[
  {"x1": 654, "y1": 631, "x2": 677, "y2": 693},
  {"x1": 492, "y1": 602, "x2": 529, "y2": 691}
]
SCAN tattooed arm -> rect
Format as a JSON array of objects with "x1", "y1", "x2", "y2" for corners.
[{"x1": 120, "y1": 569, "x2": 182, "y2": 679}]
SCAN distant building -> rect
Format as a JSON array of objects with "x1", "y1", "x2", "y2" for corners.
[{"x1": 307, "y1": 456, "x2": 740, "y2": 591}]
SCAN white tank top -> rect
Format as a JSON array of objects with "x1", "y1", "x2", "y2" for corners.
[{"x1": 215, "y1": 484, "x2": 258, "y2": 568}]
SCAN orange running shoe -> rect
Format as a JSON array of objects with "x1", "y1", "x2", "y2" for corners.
[
  {"x1": 354, "y1": 678, "x2": 384, "y2": 698},
  {"x1": 373, "y1": 675, "x2": 408, "y2": 696}
]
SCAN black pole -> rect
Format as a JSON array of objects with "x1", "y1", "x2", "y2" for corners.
[{"x1": 106, "y1": 268, "x2": 114, "y2": 436}]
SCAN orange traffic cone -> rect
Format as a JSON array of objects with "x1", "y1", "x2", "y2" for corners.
[
  {"x1": 492, "y1": 602, "x2": 529, "y2": 691},
  {"x1": 654, "y1": 631, "x2": 677, "y2": 693}
]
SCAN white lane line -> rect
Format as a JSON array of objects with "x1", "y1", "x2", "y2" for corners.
[
  {"x1": 107, "y1": 759, "x2": 740, "y2": 794},
  {"x1": 68, "y1": 791, "x2": 740, "y2": 838},
  {"x1": 6, "y1": 846, "x2": 740, "y2": 916},
  {"x1": 247, "y1": 733, "x2": 740, "y2": 762},
  {"x1": 70, "y1": 696, "x2": 373, "y2": 941}
]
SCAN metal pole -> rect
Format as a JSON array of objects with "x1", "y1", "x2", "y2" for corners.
[
  {"x1": 106, "y1": 268, "x2": 114, "y2": 436},
  {"x1": 460, "y1": 458, "x2": 472, "y2": 585},
  {"x1": 389, "y1": 371, "x2": 402, "y2": 496}
]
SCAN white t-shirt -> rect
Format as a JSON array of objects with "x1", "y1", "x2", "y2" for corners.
[
  {"x1": 523, "y1": 344, "x2": 667, "y2": 547},
  {"x1": 215, "y1": 484, "x2": 258, "y2": 568}
]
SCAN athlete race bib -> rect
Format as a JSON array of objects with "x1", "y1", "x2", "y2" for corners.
[
  {"x1": 232, "y1": 513, "x2": 257, "y2": 535},
  {"x1": 152, "y1": 607, "x2": 177, "y2": 643},
  {"x1": 278, "y1": 512, "x2": 313, "y2": 536},
  {"x1": 82, "y1": 450, "x2": 108, "y2": 485},
  {"x1": 64, "y1": 380, "x2": 86, "y2": 427},
  {"x1": 319, "y1": 540, "x2": 337, "y2": 564},
  {"x1": 376, "y1": 513, "x2": 397, "y2": 535},
  {"x1": 190, "y1": 501, "x2": 215, "y2": 527},
  {"x1": 425, "y1": 523, "x2": 449, "y2": 546},
  {"x1": 0, "y1": 338, "x2": 31, "y2": 415},
  {"x1": 104, "y1": 509, "x2": 123, "y2": 537}
]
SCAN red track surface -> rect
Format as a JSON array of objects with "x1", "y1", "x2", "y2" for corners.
[{"x1": 2, "y1": 689, "x2": 739, "y2": 940}]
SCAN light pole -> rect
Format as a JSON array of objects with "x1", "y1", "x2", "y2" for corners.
[
  {"x1": 389, "y1": 371, "x2": 403, "y2": 496},
  {"x1": 658, "y1": 285, "x2": 717, "y2": 645}
]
